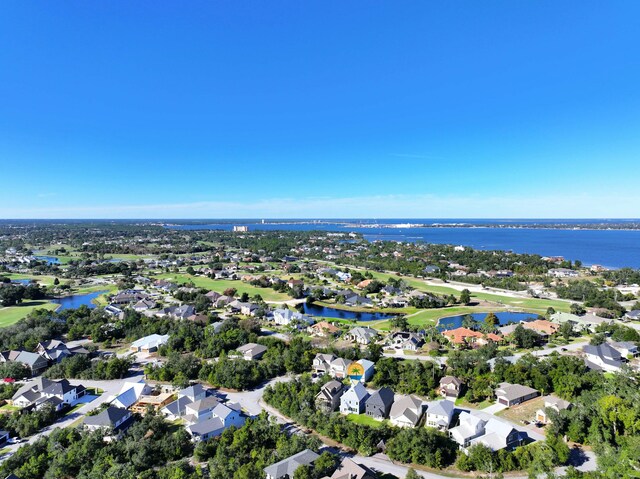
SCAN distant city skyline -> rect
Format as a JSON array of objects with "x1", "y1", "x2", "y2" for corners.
[{"x1": 2, "y1": 1, "x2": 640, "y2": 218}]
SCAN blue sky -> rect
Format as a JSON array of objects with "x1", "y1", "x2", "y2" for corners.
[{"x1": 1, "y1": 1, "x2": 639, "y2": 218}]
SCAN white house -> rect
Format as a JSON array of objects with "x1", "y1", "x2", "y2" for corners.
[
  {"x1": 339, "y1": 382, "x2": 370, "y2": 415},
  {"x1": 130, "y1": 334, "x2": 169, "y2": 353},
  {"x1": 425, "y1": 400, "x2": 455, "y2": 431},
  {"x1": 389, "y1": 395, "x2": 423, "y2": 428}
]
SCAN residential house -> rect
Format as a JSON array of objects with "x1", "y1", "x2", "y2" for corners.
[
  {"x1": 161, "y1": 384, "x2": 212, "y2": 420},
  {"x1": 425, "y1": 400, "x2": 455, "y2": 431},
  {"x1": 495, "y1": 383, "x2": 539, "y2": 407},
  {"x1": 625, "y1": 310, "x2": 640, "y2": 321},
  {"x1": 347, "y1": 327, "x2": 378, "y2": 346},
  {"x1": 236, "y1": 343, "x2": 268, "y2": 360},
  {"x1": 365, "y1": 387, "x2": 394, "y2": 420},
  {"x1": 36, "y1": 340, "x2": 72, "y2": 363},
  {"x1": 327, "y1": 458, "x2": 378, "y2": 479},
  {"x1": 111, "y1": 381, "x2": 153, "y2": 409},
  {"x1": 308, "y1": 321, "x2": 340, "y2": 337},
  {"x1": 388, "y1": 332, "x2": 424, "y2": 351},
  {"x1": 340, "y1": 382, "x2": 370, "y2": 415},
  {"x1": 536, "y1": 395, "x2": 572, "y2": 425},
  {"x1": 330, "y1": 357, "x2": 353, "y2": 379},
  {"x1": 583, "y1": 343, "x2": 624, "y2": 372},
  {"x1": 441, "y1": 327, "x2": 503, "y2": 348},
  {"x1": 264, "y1": 449, "x2": 320, "y2": 479},
  {"x1": 186, "y1": 417, "x2": 226, "y2": 442},
  {"x1": 349, "y1": 359, "x2": 375, "y2": 383},
  {"x1": 12, "y1": 351, "x2": 49, "y2": 376},
  {"x1": 609, "y1": 341, "x2": 639, "y2": 358},
  {"x1": 158, "y1": 304, "x2": 196, "y2": 320},
  {"x1": 315, "y1": 380, "x2": 345, "y2": 412},
  {"x1": 344, "y1": 295, "x2": 373, "y2": 308},
  {"x1": 12, "y1": 378, "x2": 86, "y2": 411},
  {"x1": 439, "y1": 376, "x2": 463, "y2": 399},
  {"x1": 389, "y1": 395, "x2": 423, "y2": 428},
  {"x1": 521, "y1": 319, "x2": 560, "y2": 337},
  {"x1": 450, "y1": 412, "x2": 522, "y2": 451},
  {"x1": 130, "y1": 334, "x2": 169, "y2": 353},
  {"x1": 548, "y1": 268, "x2": 579, "y2": 278},
  {"x1": 211, "y1": 402, "x2": 244, "y2": 429},
  {"x1": 312, "y1": 353, "x2": 337, "y2": 375},
  {"x1": 133, "y1": 299, "x2": 157, "y2": 312},
  {"x1": 84, "y1": 406, "x2": 134, "y2": 438},
  {"x1": 273, "y1": 309, "x2": 314, "y2": 327}
]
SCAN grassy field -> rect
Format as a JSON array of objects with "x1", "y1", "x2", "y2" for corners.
[
  {"x1": 346, "y1": 413, "x2": 386, "y2": 428},
  {"x1": 362, "y1": 270, "x2": 570, "y2": 313},
  {"x1": 0, "y1": 300, "x2": 59, "y2": 327},
  {"x1": 152, "y1": 273, "x2": 291, "y2": 302},
  {"x1": 6, "y1": 273, "x2": 60, "y2": 287}
]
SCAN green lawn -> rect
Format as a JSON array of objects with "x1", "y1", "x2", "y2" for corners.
[
  {"x1": 353, "y1": 269, "x2": 571, "y2": 313},
  {"x1": 346, "y1": 413, "x2": 385, "y2": 428},
  {"x1": 0, "y1": 300, "x2": 59, "y2": 327},
  {"x1": 152, "y1": 273, "x2": 291, "y2": 302},
  {"x1": 6, "y1": 273, "x2": 60, "y2": 287}
]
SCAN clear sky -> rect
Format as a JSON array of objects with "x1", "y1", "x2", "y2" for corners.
[{"x1": 1, "y1": 1, "x2": 639, "y2": 219}]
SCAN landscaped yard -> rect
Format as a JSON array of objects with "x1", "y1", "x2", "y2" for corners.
[
  {"x1": 152, "y1": 273, "x2": 291, "y2": 302},
  {"x1": 346, "y1": 413, "x2": 386, "y2": 428},
  {"x1": 455, "y1": 397, "x2": 494, "y2": 410}
]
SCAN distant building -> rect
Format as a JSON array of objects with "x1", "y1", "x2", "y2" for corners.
[{"x1": 233, "y1": 226, "x2": 249, "y2": 232}]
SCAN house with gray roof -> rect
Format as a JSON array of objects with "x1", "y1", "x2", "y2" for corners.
[
  {"x1": 347, "y1": 327, "x2": 378, "y2": 345},
  {"x1": 84, "y1": 406, "x2": 134, "y2": 437},
  {"x1": 425, "y1": 400, "x2": 455, "y2": 431},
  {"x1": 264, "y1": 449, "x2": 320, "y2": 479},
  {"x1": 495, "y1": 382, "x2": 539, "y2": 407},
  {"x1": 450, "y1": 411, "x2": 522, "y2": 451},
  {"x1": 186, "y1": 417, "x2": 225, "y2": 442},
  {"x1": 536, "y1": 395, "x2": 572, "y2": 425},
  {"x1": 236, "y1": 343, "x2": 268, "y2": 360},
  {"x1": 315, "y1": 380, "x2": 345, "y2": 412},
  {"x1": 365, "y1": 387, "x2": 394, "y2": 420},
  {"x1": 389, "y1": 395, "x2": 423, "y2": 428},
  {"x1": 10, "y1": 351, "x2": 49, "y2": 376},
  {"x1": 583, "y1": 343, "x2": 624, "y2": 372}
]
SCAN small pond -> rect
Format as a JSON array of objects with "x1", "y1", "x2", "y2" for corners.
[
  {"x1": 303, "y1": 303, "x2": 397, "y2": 322},
  {"x1": 51, "y1": 290, "x2": 108, "y2": 311},
  {"x1": 35, "y1": 255, "x2": 61, "y2": 265},
  {"x1": 437, "y1": 311, "x2": 540, "y2": 330}
]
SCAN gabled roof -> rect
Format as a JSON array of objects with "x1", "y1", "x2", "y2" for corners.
[
  {"x1": 427, "y1": 399, "x2": 455, "y2": 417},
  {"x1": 366, "y1": 387, "x2": 395, "y2": 407},
  {"x1": 495, "y1": 382, "x2": 538, "y2": 401},
  {"x1": 84, "y1": 406, "x2": 130, "y2": 428},
  {"x1": 131, "y1": 334, "x2": 169, "y2": 350},
  {"x1": 389, "y1": 395, "x2": 422, "y2": 425},
  {"x1": 343, "y1": 382, "x2": 369, "y2": 402},
  {"x1": 264, "y1": 449, "x2": 320, "y2": 479},
  {"x1": 187, "y1": 417, "x2": 224, "y2": 437}
]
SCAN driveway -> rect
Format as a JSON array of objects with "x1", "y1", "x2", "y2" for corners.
[{"x1": 482, "y1": 402, "x2": 508, "y2": 415}]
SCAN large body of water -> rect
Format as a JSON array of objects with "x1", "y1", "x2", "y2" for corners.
[
  {"x1": 51, "y1": 290, "x2": 107, "y2": 311},
  {"x1": 168, "y1": 219, "x2": 640, "y2": 269}
]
